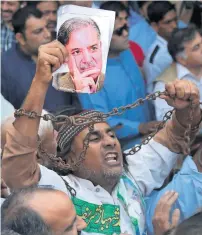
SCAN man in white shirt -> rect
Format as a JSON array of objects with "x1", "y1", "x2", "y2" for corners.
[
  {"x1": 154, "y1": 25, "x2": 202, "y2": 121},
  {"x1": 143, "y1": 1, "x2": 178, "y2": 93},
  {"x1": 2, "y1": 40, "x2": 202, "y2": 235}
]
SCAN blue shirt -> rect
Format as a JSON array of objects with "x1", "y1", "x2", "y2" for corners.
[
  {"x1": 1, "y1": 45, "x2": 80, "y2": 112},
  {"x1": 145, "y1": 156, "x2": 202, "y2": 235},
  {"x1": 79, "y1": 49, "x2": 151, "y2": 150},
  {"x1": 129, "y1": 16, "x2": 157, "y2": 55}
]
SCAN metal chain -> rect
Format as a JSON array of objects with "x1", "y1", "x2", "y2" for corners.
[
  {"x1": 14, "y1": 90, "x2": 202, "y2": 163},
  {"x1": 14, "y1": 91, "x2": 166, "y2": 126}
]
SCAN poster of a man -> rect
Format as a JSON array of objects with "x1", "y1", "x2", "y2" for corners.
[{"x1": 52, "y1": 5, "x2": 115, "y2": 94}]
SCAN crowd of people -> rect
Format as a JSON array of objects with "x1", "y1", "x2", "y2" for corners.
[{"x1": 1, "y1": 1, "x2": 202, "y2": 235}]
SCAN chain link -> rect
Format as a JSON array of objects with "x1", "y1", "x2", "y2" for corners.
[{"x1": 14, "y1": 91, "x2": 202, "y2": 164}]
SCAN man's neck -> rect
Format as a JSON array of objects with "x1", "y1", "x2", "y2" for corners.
[
  {"x1": 19, "y1": 45, "x2": 37, "y2": 62},
  {"x1": 108, "y1": 50, "x2": 121, "y2": 59},
  {"x1": 186, "y1": 65, "x2": 202, "y2": 81}
]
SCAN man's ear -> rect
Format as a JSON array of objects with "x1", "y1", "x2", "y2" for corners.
[
  {"x1": 16, "y1": 33, "x2": 26, "y2": 46},
  {"x1": 150, "y1": 22, "x2": 159, "y2": 33}
]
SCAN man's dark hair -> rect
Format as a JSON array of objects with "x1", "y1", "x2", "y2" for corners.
[
  {"x1": 27, "y1": 1, "x2": 59, "y2": 7},
  {"x1": 137, "y1": 1, "x2": 149, "y2": 9},
  {"x1": 100, "y1": 1, "x2": 129, "y2": 18},
  {"x1": 12, "y1": 6, "x2": 43, "y2": 35},
  {"x1": 168, "y1": 25, "x2": 199, "y2": 61},
  {"x1": 164, "y1": 211, "x2": 202, "y2": 235},
  {"x1": 1, "y1": 187, "x2": 55, "y2": 235},
  {"x1": 148, "y1": 1, "x2": 175, "y2": 23},
  {"x1": 57, "y1": 17, "x2": 101, "y2": 46}
]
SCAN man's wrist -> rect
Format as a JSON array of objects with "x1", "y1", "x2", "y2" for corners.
[{"x1": 175, "y1": 106, "x2": 202, "y2": 128}]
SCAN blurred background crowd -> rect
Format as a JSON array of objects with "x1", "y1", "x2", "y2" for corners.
[{"x1": 1, "y1": 1, "x2": 202, "y2": 235}]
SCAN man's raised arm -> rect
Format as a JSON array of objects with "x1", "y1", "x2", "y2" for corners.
[
  {"x1": 126, "y1": 80, "x2": 202, "y2": 196},
  {"x1": 2, "y1": 41, "x2": 67, "y2": 189}
]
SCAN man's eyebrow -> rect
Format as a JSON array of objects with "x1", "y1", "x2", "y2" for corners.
[
  {"x1": 64, "y1": 216, "x2": 77, "y2": 232},
  {"x1": 89, "y1": 43, "x2": 98, "y2": 47},
  {"x1": 71, "y1": 48, "x2": 81, "y2": 52}
]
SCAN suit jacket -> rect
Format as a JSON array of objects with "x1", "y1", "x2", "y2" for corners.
[{"x1": 55, "y1": 72, "x2": 105, "y2": 93}]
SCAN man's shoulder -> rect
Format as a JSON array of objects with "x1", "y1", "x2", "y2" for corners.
[{"x1": 146, "y1": 38, "x2": 168, "y2": 64}]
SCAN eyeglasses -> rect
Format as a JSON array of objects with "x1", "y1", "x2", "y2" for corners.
[{"x1": 113, "y1": 24, "x2": 129, "y2": 36}]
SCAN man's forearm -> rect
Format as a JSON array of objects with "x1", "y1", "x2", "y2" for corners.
[
  {"x1": 14, "y1": 76, "x2": 49, "y2": 138},
  {"x1": 154, "y1": 108, "x2": 202, "y2": 154}
]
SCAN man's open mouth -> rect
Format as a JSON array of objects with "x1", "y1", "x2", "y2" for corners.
[{"x1": 105, "y1": 152, "x2": 119, "y2": 165}]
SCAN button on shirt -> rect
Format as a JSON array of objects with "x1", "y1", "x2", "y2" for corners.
[
  {"x1": 1, "y1": 44, "x2": 80, "y2": 112},
  {"x1": 154, "y1": 63, "x2": 202, "y2": 121},
  {"x1": 143, "y1": 35, "x2": 173, "y2": 94},
  {"x1": 146, "y1": 156, "x2": 202, "y2": 235}
]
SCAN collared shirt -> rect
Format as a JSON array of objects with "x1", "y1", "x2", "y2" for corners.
[
  {"x1": 1, "y1": 22, "x2": 16, "y2": 53},
  {"x1": 153, "y1": 63, "x2": 202, "y2": 121},
  {"x1": 1, "y1": 44, "x2": 81, "y2": 112},
  {"x1": 79, "y1": 49, "x2": 151, "y2": 150},
  {"x1": 143, "y1": 35, "x2": 173, "y2": 94},
  {"x1": 146, "y1": 156, "x2": 202, "y2": 235}
]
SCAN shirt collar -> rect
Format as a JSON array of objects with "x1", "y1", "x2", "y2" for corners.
[
  {"x1": 157, "y1": 35, "x2": 167, "y2": 46},
  {"x1": 176, "y1": 63, "x2": 202, "y2": 82},
  {"x1": 176, "y1": 63, "x2": 193, "y2": 79}
]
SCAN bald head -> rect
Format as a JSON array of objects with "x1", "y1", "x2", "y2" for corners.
[{"x1": 28, "y1": 189, "x2": 76, "y2": 233}]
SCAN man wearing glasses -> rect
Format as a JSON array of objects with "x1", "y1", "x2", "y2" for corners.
[
  {"x1": 79, "y1": 1, "x2": 158, "y2": 151},
  {"x1": 143, "y1": 1, "x2": 178, "y2": 94}
]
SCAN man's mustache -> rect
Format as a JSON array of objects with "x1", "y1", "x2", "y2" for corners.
[
  {"x1": 80, "y1": 60, "x2": 96, "y2": 71},
  {"x1": 47, "y1": 20, "x2": 56, "y2": 27},
  {"x1": 2, "y1": 10, "x2": 13, "y2": 14}
]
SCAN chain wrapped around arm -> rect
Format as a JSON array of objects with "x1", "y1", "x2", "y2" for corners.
[{"x1": 14, "y1": 91, "x2": 202, "y2": 160}]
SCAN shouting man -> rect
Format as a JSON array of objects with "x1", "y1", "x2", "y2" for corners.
[{"x1": 2, "y1": 40, "x2": 202, "y2": 235}]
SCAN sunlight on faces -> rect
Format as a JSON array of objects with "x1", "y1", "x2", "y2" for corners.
[
  {"x1": 28, "y1": 190, "x2": 86, "y2": 235},
  {"x1": 182, "y1": 33, "x2": 202, "y2": 67},
  {"x1": 65, "y1": 25, "x2": 102, "y2": 80},
  {"x1": 110, "y1": 10, "x2": 129, "y2": 52},
  {"x1": 156, "y1": 10, "x2": 177, "y2": 40},
  {"x1": 68, "y1": 123, "x2": 123, "y2": 185}
]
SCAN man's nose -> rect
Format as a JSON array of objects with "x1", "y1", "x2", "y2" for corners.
[
  {"x1": 83, "y1": 49, "x2": 92, "y2": 63},
  {"x1": 102, "y1": 135, "x2": 116, "y2": 148},
  {"x1": 170, "y1": 20, "x2": 177, "y2": 30},
  {"x1": 44, "y1": 27, "x2": 51, "y2": 39},
  {"x1": 122, "y1": 29, "x2": 128, "y2": 37}
]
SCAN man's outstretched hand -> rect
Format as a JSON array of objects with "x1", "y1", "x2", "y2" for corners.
[{"x1": 35, "y1": 40, "x2": 67, "y2": 84}]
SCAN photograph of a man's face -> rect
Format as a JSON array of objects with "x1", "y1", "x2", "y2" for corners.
[{"x1": 52, "y1": 5, "x2": 115, "y2": 94}]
